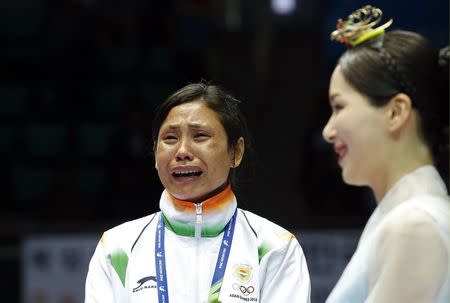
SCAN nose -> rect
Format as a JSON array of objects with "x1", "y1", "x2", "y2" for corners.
[
  {"x1": 322, "y1": 116, "x2": 336, "y2": 144},
  {"x1": 175, "y1": 138, "x2": 194, "y2": 161}
]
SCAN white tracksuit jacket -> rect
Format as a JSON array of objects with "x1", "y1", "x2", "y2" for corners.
[{"x1": 85, "y1": 185, "x2": 311, "y2": 302}]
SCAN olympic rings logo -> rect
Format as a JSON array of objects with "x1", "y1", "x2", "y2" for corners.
[{"x1": 233, "y1": 283, "x2": 254, "y2": 296}]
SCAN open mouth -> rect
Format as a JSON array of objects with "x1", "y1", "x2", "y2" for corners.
[
  {"x1": 335, "y1": 145, "x2": 347, "y2": 162},
  {"x1": 172, "y1": 170, "x2": 203, "y2": 178}
]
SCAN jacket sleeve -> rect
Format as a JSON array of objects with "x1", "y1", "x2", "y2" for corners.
[
  {"x1": 85, "y1": 233, "x2": 126, "y2": 303},
  {"x1": 260, "y1": 236, "x2": 311, "y2": 303}
]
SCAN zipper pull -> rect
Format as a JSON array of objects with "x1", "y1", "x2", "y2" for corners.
[{"x1": 195, "y1": 203, "x2": 202, "y2": 238}]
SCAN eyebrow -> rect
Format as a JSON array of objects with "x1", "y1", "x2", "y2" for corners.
[
  {"x1": 164, "y1": 123, "x2": 209, "y2": 130},
  {"x1": 329, "y1": 93, "x2": 339, "y2": 102}
]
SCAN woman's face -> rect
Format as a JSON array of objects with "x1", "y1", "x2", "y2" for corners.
[
  {"x1": 322, "y1": 66, "x2": 388, "y2": 185},
  {"x1": 155, "y1": 100, "x2": 240, "y2": 202}
]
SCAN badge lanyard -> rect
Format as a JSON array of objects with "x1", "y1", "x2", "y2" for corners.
[{"x1": 155, "y1": 209, "x2": 237, "y2": 303}]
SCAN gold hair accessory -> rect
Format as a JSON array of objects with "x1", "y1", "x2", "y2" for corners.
[{"x1": 331, "y1": 5, "x2": 393, "y2": 48}]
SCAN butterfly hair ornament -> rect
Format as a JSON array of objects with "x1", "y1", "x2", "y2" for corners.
[{"x1": 331, "y1": 5, "x2": 393, "y2": 48}]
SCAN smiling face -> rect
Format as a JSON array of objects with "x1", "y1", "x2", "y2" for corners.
[
  {"x1": 322, "y1": 66, "x2": 389, "y2": 186},
  {"x1": 155, "y1": 100, "x2": 243, "y2": 202}
]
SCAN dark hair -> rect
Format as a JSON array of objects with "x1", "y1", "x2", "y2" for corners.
[
  {"x1": 151, "y1": 82, "x2": 252, "y2": 187},
  {"x1": 337, "y1": 30, "x2": 449, "y2": 176}
]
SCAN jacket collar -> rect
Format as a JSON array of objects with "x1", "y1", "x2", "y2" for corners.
[{"x1": 159, "y1": 185, "x2": 237, "y2": 237}]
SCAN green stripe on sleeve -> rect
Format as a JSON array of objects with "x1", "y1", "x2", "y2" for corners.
[
  {"x1": 258, "y1": 242, "x2": 272, "y2": 262},
  {"x1": 108, "y1": 248, "x2": 129, "y2": 287}
]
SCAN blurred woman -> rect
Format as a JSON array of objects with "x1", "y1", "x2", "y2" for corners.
[{"x1": 322, "y1": 5, "x2": 449, "y2": 303}]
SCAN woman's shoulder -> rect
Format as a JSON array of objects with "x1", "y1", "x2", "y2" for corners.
[
  {"x1": 388, "y1": 194, "x2": 449, "y2": 229},
  {"x1": 238, "y1": 209, "x2": 298, "y2": 247},
  {"x1": 108, "y1": 212, "x2": 159, "y2": 233},
  {"x1": 238, "y1": 209, "x2": 291, "y2": 232},
  {"x1": 100, "y1": 212, "x2": 159, "y2": 250},
  {"x1": 379, "y1": 196, "x2": 449, "y2": 245}
]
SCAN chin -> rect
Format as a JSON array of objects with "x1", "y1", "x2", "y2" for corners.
[
  {"x1": 171, "y1": 192, "x2": 198, "y2": 202},
  {"x1": 172, "y1": 190, "x2": 207, "y2": 203},
  {"x1": 341, "y1": 168, "x2": 364, "y2": 186}
]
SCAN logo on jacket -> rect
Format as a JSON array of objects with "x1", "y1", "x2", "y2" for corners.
[
  {"x1": 133, "y1": 276, "x2": 157, "y2": 293},
  {"x1": 233, "y1": 264, "x2": 253, "y2": 283},
  {"x1": 233, "y1": 283, "x2": 255, "y2": 296},
  {"x1": 229, "y1": 283, "x2": 258, "y2": 301}
]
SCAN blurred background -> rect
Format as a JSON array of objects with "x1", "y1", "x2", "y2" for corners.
[{"x1": 1, "y1": 0, "x2": 448, "y2": 302}]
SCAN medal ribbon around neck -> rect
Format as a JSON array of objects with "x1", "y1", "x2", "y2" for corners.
[{"x1": 155, "y1": 209, "x2": 238, "y2": 303}]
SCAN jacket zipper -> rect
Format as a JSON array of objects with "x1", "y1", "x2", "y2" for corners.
[
  {"x1": 195, "y1": 203, "x2": 203, "y2": 238},
  {"x1": 195, "y1": 202, "x2": 203, "y2": 301}
]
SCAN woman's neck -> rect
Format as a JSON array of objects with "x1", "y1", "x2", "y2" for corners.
[
  {"x1": 372, "y1": 141, "x2": 433, "y2": 203},
  {"x1": 190, "y1": 182, "x2": 230, "y2": 204}
]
